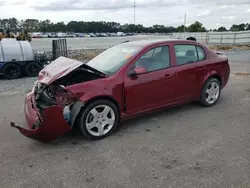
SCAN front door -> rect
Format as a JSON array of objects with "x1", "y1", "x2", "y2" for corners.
[{"x1": 124, "y1": 45, "x2": 176, "y2": 114}]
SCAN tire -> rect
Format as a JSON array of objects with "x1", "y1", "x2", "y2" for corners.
[
  {"x1": 24, "y1": 62, "x2": 42, "y2": 77},
  {"x1": 2, "y1": 63, "x2": 21, "y2": 79},
  {"x1": 78, "y1": 100, "x2": 119, "y2": 140},
  {"x1": 200, "y1": 78, "x2": 221, "y2": 107}
]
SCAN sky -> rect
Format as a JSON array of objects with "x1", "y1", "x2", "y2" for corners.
[{"x1": 0, "y1": 0, "x2": 250, "y2": 29}]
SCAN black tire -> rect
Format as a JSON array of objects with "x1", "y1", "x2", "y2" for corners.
[
  {"x1": 2, "y1": 63, "x2": 21, "y2": 79},
  {"x1": 24, "y1": 62, "x2": 42, "y2": 77},
  {"x1": 78, "y1": 100, "x2": 120, "y2": 140},
  {"x1": 200, "y1": 78, "x2": 221, "y2": 107}
]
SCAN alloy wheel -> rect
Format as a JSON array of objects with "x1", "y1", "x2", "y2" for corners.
[
  {"x1": 85, "y1": 105, "x2": 116, "y2": 136},
  {"x1": 205, "y1": 82, "x2": 220, "y2": 104}
]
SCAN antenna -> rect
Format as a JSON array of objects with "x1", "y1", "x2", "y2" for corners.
[{"x1": 134, "y1": 0, "x2": 136, "y2": 25}]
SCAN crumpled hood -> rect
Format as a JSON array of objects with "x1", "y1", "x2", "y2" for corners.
[
  {"x1": 37, "y1": 56, "x2": 107, "y2": 85},
  {"x1": 38, "y1": 57, "x2": 84, "y2": 85}
]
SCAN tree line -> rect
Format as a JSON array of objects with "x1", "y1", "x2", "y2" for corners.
[{"x1": 0, "y1": 18, "x2": 250, "y2": 33}]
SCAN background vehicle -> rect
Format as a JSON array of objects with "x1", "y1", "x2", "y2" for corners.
[
  {"x1": 0, "y1": 38, "x2": 68, "y2": 79},
  {"x1": 12, "y1": 39, "x2": 230, "y2": 142}
]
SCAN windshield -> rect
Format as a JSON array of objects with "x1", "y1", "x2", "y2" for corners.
[{"x1": 87, "y1": 44, "x2": 142, "y2": 75}]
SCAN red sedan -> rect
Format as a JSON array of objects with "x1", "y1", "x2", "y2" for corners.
[{"x1": 12, "y1": 39, "x2": 230, "y2": 142}]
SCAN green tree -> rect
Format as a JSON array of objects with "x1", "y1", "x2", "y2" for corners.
[
  {"x1": 176, "y1": 25, "x2": 187, "y2": 32},
  {"x1": 21, "y1": 19, "x2": 40, "y2": 31},
  {"x1": 238, "y1": 23, "x2": 246, "y2": 31},
  {"x1": 246, "y1": 23, "x2": 250, "y2": 30},
  {"x1": 217, "y1": 27, "x2": 227, "y2": 32},
  {"x1": 39, "y1": 19, "x2": 52, "y2": 32},
  {"x1": 52, "y1": 22, "x2": 67, "y2": 32},
  {"x1": 0, "y1": 17, "x2": 248, "y2": 33},
  {"x1": 230, "y1": 24, "x2": 239, "y2": 31},
  {"x1": 188, "y1": 21, "x2": 206, "y2": 32}
]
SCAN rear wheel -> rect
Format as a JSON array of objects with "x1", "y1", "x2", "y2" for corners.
[
  {"x1": 78, "y1": 100, "x2": 119, "y2": 140},
  {"x1": 200, "y1": 78, "x2": 221, "y2": 107},
  {"x1": 25, "y1": 62, "x2": 42, "y2": 77},
  {"x1": 2, "y1": 63, "x2": 21, "y2": 79}
]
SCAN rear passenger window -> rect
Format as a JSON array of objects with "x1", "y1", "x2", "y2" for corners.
[
  {"x1": 196, "y1": 46, "x2": 206, "y2": 60},
  {"x1": 174, "y1": 45, "x2": 198, "y2": 65}
]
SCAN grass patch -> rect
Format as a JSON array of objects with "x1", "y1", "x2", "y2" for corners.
[
  {"x1": 234, "y1": 72, "x2": 250, "y2": 76},
  {"x1": 71, "y1": 51, "x2": 100, "y2": 61},
  {"x1": 209, "y1": 45, "x2": 250, "y2": 51}
]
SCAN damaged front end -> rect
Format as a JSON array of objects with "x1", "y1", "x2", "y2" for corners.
[
  {"x1": 11, "y1": 82, "x2": 76, "y2": 142},
  {"x1": 11, "y1": 57, "x2": 107, "y2": 142}
]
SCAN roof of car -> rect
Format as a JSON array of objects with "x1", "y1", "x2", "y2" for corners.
[{"x1": 118, "y1": 39, "x2": 197, "y2": 47}]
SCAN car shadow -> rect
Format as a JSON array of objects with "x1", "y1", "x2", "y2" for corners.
[
  {"x1": 50, "y1": 102, "x2": 202, "y2": 144},
  {"x1": 37, "y1": 96, "x2": 228, "y2": 147},
  {"x1": 118, "y1": 102, "x2": 201, "y2": 132}
]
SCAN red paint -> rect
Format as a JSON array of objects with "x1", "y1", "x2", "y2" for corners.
[
  {"x1": 17, "y1": 40, "x2": 230, "y2": 142},
  {"x1": 12, "y1": 92, "x2": 71, "y2": 142},
  {"x1": 134, "y1": 66, "x2": 148, "y2": 74}
]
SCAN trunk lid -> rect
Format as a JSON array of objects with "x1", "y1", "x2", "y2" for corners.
[{"x1": 38, "y1": 56, "x2": 106, "y2": 85}]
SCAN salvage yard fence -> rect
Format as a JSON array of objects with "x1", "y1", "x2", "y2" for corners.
[{"x1": 172, "y1": 31, "x2": 250, "y2": 45}]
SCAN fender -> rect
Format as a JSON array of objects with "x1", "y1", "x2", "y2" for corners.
[
  {"x1": 79, "y1": 90, "x2": 114, "y2": 103},
  {"x1": 199, "y1": 70, "x2": 220, "y2": 93},
  {"x1": 70, "y1": 90, "x2": 118, "y2": 128}
]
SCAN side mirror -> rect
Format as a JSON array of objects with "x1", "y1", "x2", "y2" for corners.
[{"x1": 128, "y1": 66, "x2": 148, "y2": 77}]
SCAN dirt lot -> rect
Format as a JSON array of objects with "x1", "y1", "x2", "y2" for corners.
[{"x1": 0, "y1": 51, "x2": 249, "y2": 188}]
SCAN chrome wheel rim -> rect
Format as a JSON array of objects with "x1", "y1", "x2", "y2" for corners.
[
  {"x1": 205, "y1": 82, "x2": 220, "y2": 104},
  {"x1": 85, "y1": 105, "x2": 115, "y2": 136}
]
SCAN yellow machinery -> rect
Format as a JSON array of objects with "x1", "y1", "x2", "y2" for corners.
[
  {"x1": 0, "y1": 30, "x2": 31, "y2": 41},
  {"x1": 16, "y1": 30, "x2": 32, "y2": 42}
]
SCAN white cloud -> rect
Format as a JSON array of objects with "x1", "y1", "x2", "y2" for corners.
[
  {"x1": 197, "y1": 10, "x2": 212, "y2": 17},
  {"x1": 0, "y1": 0, "x2": 250, "y2": 29},
  {"x1": 221, "y1": 16, "x2": 236, "y2": 20}
]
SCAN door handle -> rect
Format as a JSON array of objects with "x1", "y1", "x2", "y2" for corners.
[
  {"x1": 198, "y1": 66, "x2": 205, "y2": 71},
  {"x1": 164, "y1": 74, "x2": 171, "y2": 79}
]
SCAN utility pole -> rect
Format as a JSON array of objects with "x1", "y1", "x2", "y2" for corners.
[
  {"x1": 134, "y1": 0, "x2": 136, "y2": 25},
  {"x1": 184, "y1": 13, "x2": 186, "y2": 32}
]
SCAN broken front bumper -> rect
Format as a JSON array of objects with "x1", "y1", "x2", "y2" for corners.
[{"x1": 11, "y1": 92, "x2": 71, "y2": 142}]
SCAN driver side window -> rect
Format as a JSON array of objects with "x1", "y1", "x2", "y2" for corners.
[{"x1": 135, "y1": 46, "x2": 170, "y2": 72}]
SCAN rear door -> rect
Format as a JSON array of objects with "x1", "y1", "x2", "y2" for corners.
[
  {"x1": 124, "y1": 45, "x2": 176, "y2": 114},
  {"x1": 172, "y1": 44, "x2": 207, "y2": 101}
]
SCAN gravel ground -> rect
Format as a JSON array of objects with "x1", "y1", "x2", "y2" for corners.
[
  {"x1": 30, "y1": 35, "x2": 172, "y2": 51},
  {"x1": 0, "y1": 50, "x2": 249, "y2": 188}
]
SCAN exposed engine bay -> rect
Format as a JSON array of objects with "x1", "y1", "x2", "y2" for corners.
[
  {"x1": 54, "y1": 67, "x2": 105, "y2": 87},
  {"x1": 33, "y1": 66, "x2": 106, "y2": 125}
]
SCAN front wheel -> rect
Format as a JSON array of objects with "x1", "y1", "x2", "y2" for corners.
[
  {"x1": 200, "y1": 78, "x2": 221, "y2": 107},
  {"x1": 78, "y1": 100, "x2": 119, "y2": 140}
]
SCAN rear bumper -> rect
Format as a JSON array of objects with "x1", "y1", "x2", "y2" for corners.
[{"x1": 11, "y1": 92, "x2": 71, "y2": 142}]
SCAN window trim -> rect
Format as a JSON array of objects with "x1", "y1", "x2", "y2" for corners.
[
  {"x1": 173, "y1": 44, "x2": 207, "y2": 67},
  {"x1": 127, "y1": 45, "x2": 172, "y2": 76},
  {"x1": 195, "y1": 45, "x2": 206, "y2": 61}
]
